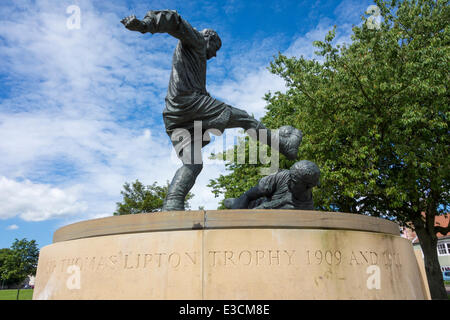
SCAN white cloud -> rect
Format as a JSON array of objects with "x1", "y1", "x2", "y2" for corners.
[
  {"x1": 6, "y1": 224, "x2": 19, "y2": 230},
  {"x1": 0, "y1": 0, "x2": 184, "y2": 220},
  {"x1": 0, "y1": 176, "x2": 87, "y2": 221},
  {"x1": 210, "y1": 20, "x2": 353, "y2": 121},
  {"x1": 210, "y1": 68, "x2": 286, "y2": 120},
  {"x1": 285, "y1": 21, "x2": 353, "y2": 60}
]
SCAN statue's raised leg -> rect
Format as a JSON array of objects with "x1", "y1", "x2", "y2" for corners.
[{"x1": 226, "y1": 107, "x2": 303, "y2": 160}]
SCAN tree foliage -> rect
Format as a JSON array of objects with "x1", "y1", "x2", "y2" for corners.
[
  {"x1": 0, "y1": 239, "x2": 39, "y2": 287},
  {"x1": 0, "y1": 248, "x2": 14, "y2": 286},
  {"x1": 209, "y1": 0, "x2": 449, "y2": 298},
  {"x1": 114, "y1": 180, "x2": 194, "y2": 215}
]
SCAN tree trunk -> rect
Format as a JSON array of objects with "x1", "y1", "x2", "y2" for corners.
[
  {"x1": 16, "y1": 288, "x2": 20, "y2": 300},
  {"x1": 413, "y1": 219, "x2": 448, "y2": 299}
]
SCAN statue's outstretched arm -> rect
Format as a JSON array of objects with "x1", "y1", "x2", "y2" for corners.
[{"x1": 121, "y1": 10, "x2": 203, "y2": 48}]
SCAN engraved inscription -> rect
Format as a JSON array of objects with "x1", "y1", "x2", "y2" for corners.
[
  {"x1": 208, "y1": 249, "x2": 296, "y2": 267},
  {"x1": 348, "y1": 250, "x2": 401, "y2": 267},
  {"x1": 306, "y1": 250, "x2": 342, "y2": 265},
  {"x1": 45, "y1": 251, "x2": 199, "y2": 274},
  {"x1": 305, "y1": 249, "x2": 400, "y2": 267},
  {"x1": 206, "y1": 248, "x2": 401, "y2": 269},
  {"x1": 43, "y1": 247, "x2": 403, "y2": 275}
]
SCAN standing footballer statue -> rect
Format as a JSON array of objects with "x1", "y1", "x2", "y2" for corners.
[{"x1": 121, "y1": 10, "x2": 303, "y2": 211}]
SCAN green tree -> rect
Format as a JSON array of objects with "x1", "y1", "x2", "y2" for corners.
[
  {"x1": 0, "y1": 248, "x2": 14, "y2": 288},
  {"x1": 114, "y1": 180, "x2": 194, "y2": 215},
  {"x1": 209, "y1": 0, "x2": 449, "y2": 299},
  {"x1": 0, "y1": 239, "x2": 39, "y2": 299}
]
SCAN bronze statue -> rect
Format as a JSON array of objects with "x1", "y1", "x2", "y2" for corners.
[
  {"x1": 224, "y1": 160, "x2": 320, "y2": 210},
  {"x1": 121, "y1": 10, "x2": 303, "y2": 211}
]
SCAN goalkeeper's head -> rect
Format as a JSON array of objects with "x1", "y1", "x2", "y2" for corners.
[{"x1": 288, "y1": 160, "x2": 320, "y2": 195}]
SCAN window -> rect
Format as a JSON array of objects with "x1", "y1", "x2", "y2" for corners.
[{"x1": 437, "y1": 242, "x2": 450, "y2": 256}]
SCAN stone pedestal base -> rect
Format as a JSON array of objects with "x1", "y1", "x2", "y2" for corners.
[{"x1": 33, "y1": 210, "x2": 429, "y2": 300}]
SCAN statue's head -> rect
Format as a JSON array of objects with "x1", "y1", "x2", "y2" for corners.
[
  {"x1": 201, "y1": 29, "x2": 222, "y2": 60},
  {"x1": 288, "y1": 160, "x2": 320, "y2": 195}
]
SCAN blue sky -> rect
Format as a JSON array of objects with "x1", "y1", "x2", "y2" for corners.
[{"x1": 0, "y1": 0, "x2": 375, "y2": 249}]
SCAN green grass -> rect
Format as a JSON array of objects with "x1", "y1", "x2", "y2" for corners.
[{"x1": 0, "y1": 289, "x2": 33, "y2": 300}]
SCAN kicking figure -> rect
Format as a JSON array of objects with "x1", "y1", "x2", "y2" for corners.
[{"x1": 122, "y1": 10, "x2": 302, "y2": 211}]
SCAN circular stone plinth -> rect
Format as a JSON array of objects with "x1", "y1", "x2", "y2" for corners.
[{"x1": 33, "y1": 210, "x2": 429, "y2": 300}]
